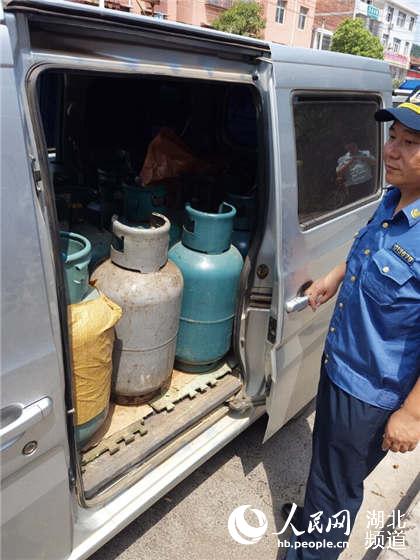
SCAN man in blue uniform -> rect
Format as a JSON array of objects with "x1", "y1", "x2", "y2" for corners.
[
  {"x1": 283, "y1": 101, "x2": 420, "y2": 559},
  {"x1": 336, "y1": 141, "x2": 376, "y2": 203}
]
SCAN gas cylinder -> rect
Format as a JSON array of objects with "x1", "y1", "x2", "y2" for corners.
[
  {"x1": 123, "y1": 184, "x2": 182, "y2": 246},
  {"x1": 168, "y1": 202, "x2": 243, "y2": 372},
  {"x1": 59, "y1": 231, "x2": 91, "y2": 303},
  {"x1": 92, "y1": 214, "x2": 183, "y2": 403},
  {"x1": 225, "y1": 191, "x2": 256, "y2": 258},
  {"x1": 72, "y1": 223, "x2": 112, "y2": 272}
]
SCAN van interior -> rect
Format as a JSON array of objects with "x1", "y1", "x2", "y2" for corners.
[{"x1": 37, "y1": 70, "x2": 263, "y2": 503}]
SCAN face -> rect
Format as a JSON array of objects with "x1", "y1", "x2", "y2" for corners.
[
  {"x1": 345, "y1": 142, "x2": 358, "y2": 154},
  {"x1": 384, "y1": 121, "x2": 420, "y2": 194}
]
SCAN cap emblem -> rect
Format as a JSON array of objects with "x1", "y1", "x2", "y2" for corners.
[{"x1": 398, "y1": 102, "x2": 420, "y2": 114}]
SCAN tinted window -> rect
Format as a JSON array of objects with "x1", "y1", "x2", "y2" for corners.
[
  {"x1": 225, "y1": 86, "x2": 257, "y2": 148},
  {"x1": 293, "y1": 95, "x2": 381, "y2": 227}
]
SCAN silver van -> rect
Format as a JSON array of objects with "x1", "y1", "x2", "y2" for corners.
[{"x1": 1, "y1": 2, "x2": 392, "y2": 558}]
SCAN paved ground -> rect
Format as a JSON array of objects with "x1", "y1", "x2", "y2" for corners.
[
  {"x1": 377, "y1": 492, "x2": 420, "y2": 560},
  {"x1": 90, "y1": 402, "x2": 420, "y2": 560}
]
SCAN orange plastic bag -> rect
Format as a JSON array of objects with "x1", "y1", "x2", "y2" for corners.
[{"x1": 139, "y1": 128, "x2": 205, "y2": 185}]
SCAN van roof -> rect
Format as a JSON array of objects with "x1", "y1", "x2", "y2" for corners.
[
  {"x1": 5, "y1": 0, "x2": 390, "y2": 75},
  {"x1": 5, "y1": 0, "x2": 270, "y2": 57},
  {"x1": 270, "y1": 43, "x2": 389, "y2": 73}
]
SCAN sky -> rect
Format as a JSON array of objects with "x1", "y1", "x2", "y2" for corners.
[{"x1": 402, "y1": 0, "x2": 420, "y2": 43}]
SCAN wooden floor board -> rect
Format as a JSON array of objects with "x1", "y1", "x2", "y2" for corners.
[{"x1": 81, "y1": 364, "x2": 242, "y2": 499}]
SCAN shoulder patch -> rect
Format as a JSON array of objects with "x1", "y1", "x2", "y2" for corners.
[{"x1": 392, "y1": 243, "x2": 415, "y2": 265}]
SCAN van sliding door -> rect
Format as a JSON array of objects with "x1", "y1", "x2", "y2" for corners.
[
  {"x1": 0, "y1": 8, "x2": 73, "y2": 559},
  {"x1": 263, "y1": 48, "x2": 390, "y2": 441}
]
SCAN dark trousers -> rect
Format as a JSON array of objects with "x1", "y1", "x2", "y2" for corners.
[{"x1": 284, "y1": 364, "x2": 391, "y2": 559}]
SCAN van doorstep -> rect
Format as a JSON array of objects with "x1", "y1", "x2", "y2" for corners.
[
  {"x1": 81, "y1": 370, "x2": 242, "y2": 499},
  {"x1": 85, "y1": 405, "x2": 231, "y2": 507}
]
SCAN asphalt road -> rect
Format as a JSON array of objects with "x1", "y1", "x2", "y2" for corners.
[{"x1": 90, "y1": 402, "x2": 420, "y2": 560}]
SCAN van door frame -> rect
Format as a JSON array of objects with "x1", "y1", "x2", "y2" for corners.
[
  {"x1": 25, "y1": 58, "x2": 269, "y2": 504},
  {"x1": 233, "y1": 57, "x2": 278, "y2": 401}
]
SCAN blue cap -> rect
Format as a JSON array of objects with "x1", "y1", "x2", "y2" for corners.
[{"x1": 375, "y1": 89, "x2": 420, "y2": 131}]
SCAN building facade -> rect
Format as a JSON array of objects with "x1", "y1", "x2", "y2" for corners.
[
  {"x1": 131, "y1": 0, "x2": 317, "y2": 48},
  {"x1": 409, "y1": 55, "x2": 420, "y2": 78},
  {"x1": 313, "y1": 0, "x2": 417, "y2": 82},
  {"x1": 376, "y1": 0, "x2": 417, "y2": 81},
  {"x1": 261, "y1": 0, "x2": 316, "y2": 47},
  {"x1": 69, "y1": 0, "x2": 316, "y2": 47},
  {"x1": 69, "y1": 0, "x2": 132, "y2": 11}
]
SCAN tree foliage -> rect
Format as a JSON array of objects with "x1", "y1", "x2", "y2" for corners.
[
  {"x1": 212, "y1": 1, "x2": 266, "y2": 38},
  {"x1": 331, "y1": 18, "x2": 384, "y2": 60}
]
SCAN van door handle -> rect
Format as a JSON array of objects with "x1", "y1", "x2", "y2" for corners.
[
  {"x1": 0, "y1": 397, "x2": 53, "y2": 451},
  {"x1": 285, "y1": 296, "x2": 309, "y2": 313}
]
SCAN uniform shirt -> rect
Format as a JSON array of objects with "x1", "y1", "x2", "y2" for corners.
[
  {"x1": 336, "y1": 150, "x2": 375, "y2": 187},
  {"x1": 324, "y1": 187, "x2": 420, "y2": 410}
]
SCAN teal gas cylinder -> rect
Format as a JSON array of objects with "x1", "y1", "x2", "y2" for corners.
[
  {"x1": 72, "y1": 223, "x2": 113, "y2": 272},
  {"x1": 123, "y1": 184, "x2": 182, "y2": 246},
  {"x1": 75, "y1": 407, "x2": 107, "y2": 447},
  {"x1": 225, "y1": 191, "x2": 256, "y2": 258},
  {"x1": 168, "y1": 202, "x2": 243, "y2": 372},
  {"x1": 59, "y1": 231, "x2": 92, "y2": 303}
]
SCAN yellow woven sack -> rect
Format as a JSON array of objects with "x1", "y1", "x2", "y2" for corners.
[{"x1": 68, "y1": 293, "x2": 122, "y2": 426}]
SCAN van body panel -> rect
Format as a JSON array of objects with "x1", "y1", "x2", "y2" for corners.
[
  {"x1": 0, "y1": 24, "x2": 13, "y2": 64},
  {"x1": 0, "y1": 23, "x2": 73, "y2": 559},
  {"x1": 263, "y1": 53, "x2": 392, "y2": 440},
  {"x1": 2, "y1": 449, "x2": 72, "y2": 560}
]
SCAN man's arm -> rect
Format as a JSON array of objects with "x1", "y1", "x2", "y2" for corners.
[
  {"x1": 382, "y1": 377, "x2": 420, "y2": 453},
  {"x1": 336, "y1": 156, "x2": 352, "y2": 177}
]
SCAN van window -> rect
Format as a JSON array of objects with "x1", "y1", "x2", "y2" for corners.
[
  {"x1": 293, "y1": 94, "x2": 381, "y2": 227},
  {"x1": 225, "y1": 86, "x2": 258, "y2": 149}
]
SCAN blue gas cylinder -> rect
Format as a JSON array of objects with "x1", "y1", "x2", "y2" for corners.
[
  {"x1": 123, "y1": 184, "x2": 181, "y2": 246},
  {"x1": 226, "y1": 191, "x2": 256, "y2": 258},
  {"x1": 168, "y1": 202, "x2": 243, "y2": 372},
  {"x1": 231, "y1": 230, "x2": 251, "y2": 259}
]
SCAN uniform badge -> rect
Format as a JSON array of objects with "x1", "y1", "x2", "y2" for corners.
[
  {"x1": 411, "y1": 208, "x2": 420, "y2": 219},
  {"x1": 391, "y1": 243, "x2": 415, "y2": 265}
]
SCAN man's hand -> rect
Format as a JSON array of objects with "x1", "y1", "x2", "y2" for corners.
[
  {"x1": 305, "y1": 263, "x2": 346, "y2": 311},
  {"x1": 382, "y1": 408, "x2": 420, "y2": 453}
]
